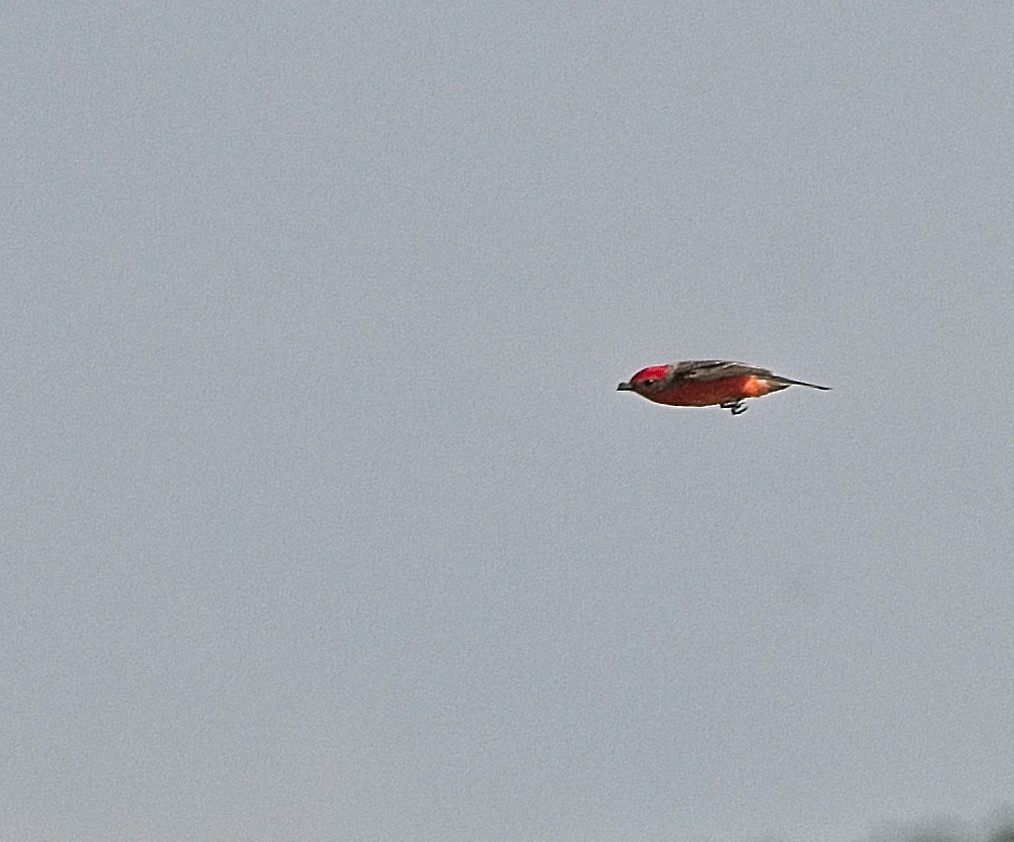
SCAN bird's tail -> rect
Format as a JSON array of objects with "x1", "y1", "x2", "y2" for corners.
[{"x1": 774, "y1": 376, "x2": 831, "y2": 391}]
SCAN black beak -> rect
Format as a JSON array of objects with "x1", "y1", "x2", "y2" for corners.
[{"x1": 617, "y1": 382, "x2": 634, "y2": 391}]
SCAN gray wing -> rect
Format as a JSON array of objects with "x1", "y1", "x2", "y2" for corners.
[{"x1": 669, "y1": 360, "x2": 773, "y2": 382}]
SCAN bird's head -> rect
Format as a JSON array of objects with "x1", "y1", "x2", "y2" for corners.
[{"x1": 617, "y1": 364, "x2": 670, "y2": 395}]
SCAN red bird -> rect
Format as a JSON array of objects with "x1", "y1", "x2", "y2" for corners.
[{"x1": 617, "y1": 360, "x2": 829, "y2": 415}]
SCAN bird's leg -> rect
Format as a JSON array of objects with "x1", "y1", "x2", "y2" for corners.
[{"x1": 721, "y1": 400, "x2": 748, "y2": 415}]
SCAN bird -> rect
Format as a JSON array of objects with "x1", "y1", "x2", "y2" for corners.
[{"x1": 617, "y1": 360, "x2": 830, "y2": 415}]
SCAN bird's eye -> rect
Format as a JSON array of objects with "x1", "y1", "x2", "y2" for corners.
[{"x1": 642, "y1": 379, "x2": 655, "y2": 386}]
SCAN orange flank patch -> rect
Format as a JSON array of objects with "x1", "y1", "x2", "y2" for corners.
[{"x1": 647, "y1": 375, "x2": 774, "y2": 407}]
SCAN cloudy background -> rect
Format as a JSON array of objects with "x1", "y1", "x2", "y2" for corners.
[{"x1": 3, "y1": 3, "x2": 1013, "y2": 840}]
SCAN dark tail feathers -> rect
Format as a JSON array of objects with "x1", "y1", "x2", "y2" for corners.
[{"x1": 774, "y1": 376, "x2": 831, "y2": 391}]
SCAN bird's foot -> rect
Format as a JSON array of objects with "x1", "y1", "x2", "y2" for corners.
[{"x1": 721, "y1": 400, "x2": 748, "y2": 415}]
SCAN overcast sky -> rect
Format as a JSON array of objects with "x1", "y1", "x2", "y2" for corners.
[{"x1": 4, "y1": 3, "x2": 1014, "y2": 841}]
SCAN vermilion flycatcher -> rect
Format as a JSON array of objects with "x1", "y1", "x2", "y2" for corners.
[{"x1": 617, "y1": 360, "x2": 829, "y2": 415}]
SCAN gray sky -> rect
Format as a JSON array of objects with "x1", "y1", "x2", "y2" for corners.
[{"x1": 4, "y1": 3, "x2": 1014, "y2": 841}]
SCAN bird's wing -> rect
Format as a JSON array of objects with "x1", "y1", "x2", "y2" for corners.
[{"x1": 669, "y1": 360, "x2": 773, "y2": 382}]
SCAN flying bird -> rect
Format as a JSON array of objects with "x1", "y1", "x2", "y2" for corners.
[{"x1": 617, "y1": 360, "x2": 830, "y2": 415}]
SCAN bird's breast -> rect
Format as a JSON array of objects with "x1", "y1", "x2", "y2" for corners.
[{"x1": 646, "y1": 375, "x2": 772, "y2": 406}]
